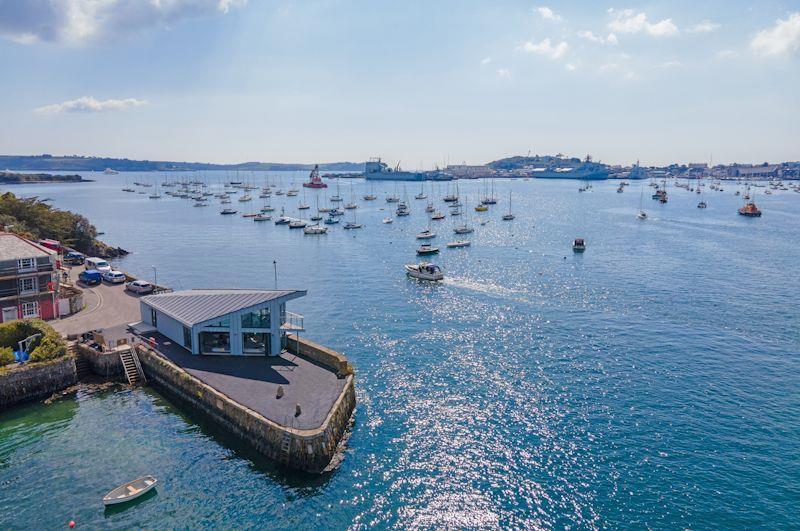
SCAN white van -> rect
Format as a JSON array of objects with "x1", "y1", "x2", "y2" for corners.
[{"x1": 85, "y1": 257, "x2": 112, "y2": 273}]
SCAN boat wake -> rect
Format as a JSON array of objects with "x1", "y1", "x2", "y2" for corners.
[{"x1": 444, "y1": 277, "x2": 523, "y2": 298}]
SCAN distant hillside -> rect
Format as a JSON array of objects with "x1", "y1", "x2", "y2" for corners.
[
  {"x1": 0, "y1": 155, "x2": 365, "y2": 173},
  {"x1": 487, "y1": 155, "x2": 585, "y2": 170},
  {"x1": 0, "y1": 171, "x2": 88, "y2": 184}
]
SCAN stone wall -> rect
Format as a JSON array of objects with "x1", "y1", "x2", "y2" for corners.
[
  {"x1": 285, "y1": 335, "x2": 352, "y2": 376},
  {"x1": 136, "y1": 345, "x2": 356, "y2": 473},
  {"x1": 75, "y1": 343, "x2": 125, "y2": 381},
  {"x1": 0, "y1": 356, "x2": 77, "y2": 410}
]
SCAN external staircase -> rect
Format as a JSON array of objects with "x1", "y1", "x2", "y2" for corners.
[{"x1": 119, "y1": 347, "x2": 146, "y2": 386}]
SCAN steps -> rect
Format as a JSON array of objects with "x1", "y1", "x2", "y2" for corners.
[
  {"x1": 280, "y1": 416, "x2": 293, "y2": 462},
  {"x1": 69, "y1": 343, "x2": 91, "y2": 380},
  {"x1": 119, "y1": 348, "x2": 146, "y2": 386}
]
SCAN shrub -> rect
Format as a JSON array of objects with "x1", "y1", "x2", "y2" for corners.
[
  {"x1": 0, "y1": 346, "x2": 13, "y2": 365},
  {"x1": 0, "y1": 319, "x2": 65, "y2": 363}
]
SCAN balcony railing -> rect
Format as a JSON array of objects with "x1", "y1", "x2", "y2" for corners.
[
  {"x1": 279, "y1": 311, "x2": 305, "y2": 332},
  {"x1": 0, "y1": 263, "x2": 55, "y2": 278}
]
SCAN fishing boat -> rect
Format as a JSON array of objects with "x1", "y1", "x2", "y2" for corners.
[
  {"x1": 103, "y1": 476, "x2": 157, "y2": 506},
  {"x1": 304, "y1": 224, "x2": 328, "y2": 234},
  {"x1": 220, "y1": 208, "x2": 237, "y2": 215},
  {"x1": 405, "y1": 262, "x2": 443, "y2": 281},
  {"x1": 572, "y1": 238, "x2": 586, "y2": 252},
  {"x1": 303, "y1": 165, "x2": 328, "y2": 188},
  {"x1": 416, "y1": 243, "x2": 440, "y2": 255},
  {"x1": 501, "y1": 191, "x2": 515, "y2": 220},
  {"x1": 738, "y1": 201, "x2": 762, "y2": 217},
  {"x1": 254, "y1": 213, "x2": 271, "y2": 221},
  {"x1": 446, "y1": 240, "x2": 471, "y2": 248}
]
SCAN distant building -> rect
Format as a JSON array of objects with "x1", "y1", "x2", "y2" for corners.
[
  {"x1": 445, "y1": 165, "x2": 493, "y2": 179},
  {"x1": 733, "y1": 165, "x2": 781, "y2": 179},
  {"x1": 0, "y1": 233, "x2": 60, "y2": 323},
  {"x1": 139, "y1": 289, "x2": 307, "y2": 356}
]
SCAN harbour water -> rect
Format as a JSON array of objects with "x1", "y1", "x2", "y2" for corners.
[{"x1": 1, "y1": 173, "x2": 799, "y2": 528}]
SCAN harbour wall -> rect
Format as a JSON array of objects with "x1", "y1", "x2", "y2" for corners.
[
  {"x1": 136, "y1": 338, "x2": 356, "y2": 473},
  {"x1": 0, "y1": 356, "x2": 77, "y2": 411},
  {"x1": 75, "y1": 343, "x2": 125, "y2": 381}
]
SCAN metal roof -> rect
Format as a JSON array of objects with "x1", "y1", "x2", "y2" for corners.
[
  {"x1": 141, "y1": 289, "x2": 305, "y2": 327},
  {"x1": 0, "y1": 233, "x2": 55, "y2": 261}
]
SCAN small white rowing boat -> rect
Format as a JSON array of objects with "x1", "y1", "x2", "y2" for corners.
[{"x1": 103, "y1": 476, "x2": 157, "y2": 506}]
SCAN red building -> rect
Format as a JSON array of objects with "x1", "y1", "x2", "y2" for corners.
[{"x1": 0, "y1": 233, "x2": 60, "y2": 323}]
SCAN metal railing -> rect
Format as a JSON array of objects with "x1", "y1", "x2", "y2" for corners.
[{"x1": 280, "y1": 311, "x2": 304, "y2": 331}]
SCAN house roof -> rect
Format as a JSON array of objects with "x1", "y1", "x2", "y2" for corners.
[
  {"x1": 141, "y1": 289, "x2": 305, "y2": 327},
  {"x1": 0, "y1": 232, "x2": 55, "y2": 262}
]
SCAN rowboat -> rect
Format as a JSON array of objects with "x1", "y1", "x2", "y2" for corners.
[{"x1": 102, "y1": 476, "x2": 157, "y2": 506}]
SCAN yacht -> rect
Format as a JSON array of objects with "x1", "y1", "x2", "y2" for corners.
[
  {"x1": 446, "y1": 240, "x2": 471, "y2": 248},
  {"x1": 303, "y1": 224, "x2": 328, "y2": 234},
  {"x1": 220, "y1": 208, "x2": 237, "y2": 215},
  {"x1": 405, "y1": 262, "x2": 443, "y2": 281},
  {"x1": 416, "y1": 243, "x2": 440, "y2": 255},
  {"x1": 416, "y1": 229, "x2": 436, "y2": 240}
]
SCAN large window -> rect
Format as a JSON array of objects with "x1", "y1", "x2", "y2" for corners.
[
  {"x1": 150, "y1": 308, "x2": 158, "y2": 326},
  {"x1": 205, "y1": 317, "x2": 230, "y2": 328},
  {"x1": 243, "y1": 332, "x2": 271, "y2": 355},
  {"x1": 200, "y1": 331, "x2": 230, "y2": 354},
  {"x1": 241, "y1": 307, "x2": 271, "y2": 329},
  {"x1": 17, "y1": 258, "x2": 36, "y2": 272},
  {"x1": 22, "y1": 301, "x2": 39, "y2": 319},
  {"x1": 18, "y1": 277, "x2": 37, "y2": 294},
  {"x1": 183, "y1": 326, "x2": 192, "y2": 349}
]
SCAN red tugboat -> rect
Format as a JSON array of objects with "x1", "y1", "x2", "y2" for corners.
[
  {"x1": 302, "y1": 165, "x2": 327, "y2": 188},
  {"x1": 738, "y1": 201, "x2": 762, "y2": 217}
]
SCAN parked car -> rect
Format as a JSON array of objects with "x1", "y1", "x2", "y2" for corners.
[
  {"x1": 102, "y1": 270, "x2": 126, "y2": 284},
  {"x1": 64, "y1": 251, "x2": 85, "y2": 265},
  {"x1": 125, "y1": 279, "x2": 154, "y2": 294},
  {"x1": 78, "y1": 269, "x2": 103, "y2": 285},
  {"x1": 85, "y1": 257, "x2": 112, "y2": 273}
]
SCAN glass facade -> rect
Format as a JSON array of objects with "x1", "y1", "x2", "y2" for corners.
[
  {"x1": 242, "y1": 332, "x2": 270, "y2": 355},
  {"x1": 200, "y1": 331, "x2": 230, "y2": 354},
  {"x1": 241, "y1": 308, "x2": 271, "y2": 329}
]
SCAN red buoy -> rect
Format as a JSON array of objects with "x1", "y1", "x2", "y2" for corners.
[{"x1": 69, "y1": 521, "x2": 76, "y2": 528}]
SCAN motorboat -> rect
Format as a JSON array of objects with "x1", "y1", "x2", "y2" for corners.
[
  {"x1": 697, "y1": 201, "x2": 707, "y2": 209},
  {"x1": 738, "y1": 201, "x2": 762, "y2": 217},
  {"x1": 382, "y1": 217, "x2": 394, "y2": 224},
  {"x1": 103, "y1": 476, "x2": 157, "y2": 506},
  {"x1": 303, "y1": 224, "x2": 328, "y2": 234},
  {"x1": 254, "y1": 214, "x2": 271, "y2": 221},
  {"x1": 416, "y1": 243, "x2": 439, "y2": 255},
  {"x1": 363, "y1": 194, "x2": 377, "y2": 200},
  {"x1": 405, "y1": 262, "x2": 443, "y2": 281},
  {"x1": 637, "y1": 210, "x2": 647, "y2": 220},
  {"x1": 343, "y1": 221, "x2": 363, "y2": 229},
  {"x1": 220, "y1": 208, "x2": 237, "y2": 215},
  {"x1": 288, "y1": 220, "x2": 307, "y2": 229},
  {"x1": 572, "y1": 238, "x2": 586, "y2": 252},
  {"x1": 241, "y1": 213, "x2": 259, "y2": 218},
  {"x1": 475, "y1": 204, "x2": 488, "y2": 212},
  {"x1": 416, "y1": 229, "x2": 436, "y2": 239},
  {"x1": 446, "y1": 240, "x2": 471, "y2": 248},
  {"x1": 431, "y1": 211, "x2": 445, "y2": 220},
  {"x1": 324, "y1": 215, "x2": 340, "y2": 225}
]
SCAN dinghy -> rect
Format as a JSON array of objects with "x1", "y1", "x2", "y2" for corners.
[{"x1": 103, "y1": 476, "x2": 157, "y2": 506}]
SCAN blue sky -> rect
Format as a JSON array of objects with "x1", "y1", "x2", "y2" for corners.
[{"x1": 0, "y1": 0, "x2": 798, "y2": 167}]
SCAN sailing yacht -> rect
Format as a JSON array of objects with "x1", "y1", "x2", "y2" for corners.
[
  {"x1": 637, "y1": 186, "x2": 647, "y2": 220},
  {"x1": 415, "y1": 182, "x2": 427, "y2": 200},
  {"x1": 454, "y1": 196, "x2": 474, "y2": 233},
  {"x1": 344, "y1": 207, "x2": 363, "y2": 229},
  {"x1": 344, "y1": 185, "x2": 358, "y2": 209},
  {"x1": 501, "y1": 191, "x2": 515, "y2": 220},
  {"x1": 363, "y1": 183, "x2": 377, "y2": 201},
  {"x1": 330, "y1": 180, "x2": 343, "y2": 202}
]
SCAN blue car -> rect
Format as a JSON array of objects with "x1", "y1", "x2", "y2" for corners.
[{"x1": 78, "y1": 269, "x2": 103, "y2": 285}]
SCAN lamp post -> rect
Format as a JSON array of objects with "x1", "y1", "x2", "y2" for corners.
[{"x1": 273, "y1": 260, "x2": 277, "y2": 290}]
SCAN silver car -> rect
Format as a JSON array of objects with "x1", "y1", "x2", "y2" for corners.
[{"x1": 125, "y1": 279, "x2": 154, "y2": 294}]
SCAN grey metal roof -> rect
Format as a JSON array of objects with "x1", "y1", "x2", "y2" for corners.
[
  {"x1": 0, "y1": 233, "x2": 54, "y2": 261},
  {"x1": 141, "y1": 289, "x2": 305, "y2": 327}
]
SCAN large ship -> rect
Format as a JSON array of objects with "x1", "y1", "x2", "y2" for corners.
[
  {"x1": 525, "y1": 156, "x2": 609, "y2": 180},
  {"x1": 302, "y1": 165, "x2": 327, "y2": 188},
  {"x1": 364, "y1": 158, "x2": 451, "y2": 181}
]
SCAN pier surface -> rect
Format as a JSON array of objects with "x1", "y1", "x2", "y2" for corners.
[{"x1": 148, "y1": 333, "x2": 347, "y2": 430}]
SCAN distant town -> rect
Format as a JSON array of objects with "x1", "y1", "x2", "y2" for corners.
[{"x1": 2, "y1": 153, "x2": 799, "y2": 181}]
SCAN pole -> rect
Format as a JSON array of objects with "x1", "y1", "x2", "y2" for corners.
[
  {"x1": 273, "y1": 260, "x2": 277, "y2": 290},
  {"x1": 152, "y1": 266, "x2": 157, "y2": 291}
]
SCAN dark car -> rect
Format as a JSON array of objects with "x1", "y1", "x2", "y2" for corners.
[
  {"x1": 64, "y1": 251, "x2": 85, "y2": 265},
  {"x1": 78, "y1": 269, "x2": 102, "y2": 285}
]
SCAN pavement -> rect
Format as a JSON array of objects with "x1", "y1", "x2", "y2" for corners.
[
  {"x1": 145, "y1": 332, "x2": 346, "y2": 430},
  {"x1": 51, "y1": 266, "x2": 143, "y2": 336}
]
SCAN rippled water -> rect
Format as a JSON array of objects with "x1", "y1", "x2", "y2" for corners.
[{"x1": 1, "y1": 174, "x2": 799, "y2": 528}]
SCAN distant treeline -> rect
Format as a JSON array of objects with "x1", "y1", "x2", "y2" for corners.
[
  {"x1": 0, "y1": 192, "x2": 123, "y2": 257},
  {"x1": 0, "y1": 155, "x2": 365, "y2": 173},
  {"x1": 0, "y1": 172, "x2": 87, "y2": 184}
]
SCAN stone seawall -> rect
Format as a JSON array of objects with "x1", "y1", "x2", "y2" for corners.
[
  {"x1": 0, "y1": 356, "x2": 77, "y2": 410},
  {"x1": 75, "y1": 343, "x2": 125, "y2": 381},
  {"x1": 285, "y1": 334, "x2": 352, "y2": 376},
  {"x1": 136, "y1": 346, "x2": 356, "y2": 473}
]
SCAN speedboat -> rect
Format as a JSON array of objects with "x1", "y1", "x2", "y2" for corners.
[
  {"x1": 416, "y1": 229, "x2": 436, "y2": 239},
  {"x1": 416, "y1": 243, "x2": 439, "y2": 255},
  {"x1": 103, "y1": 476, "x2": 157, "y2": 506},
  {"x1": 446, "y1": 240, "x2": 471, "y2": 248},
  {"x1": 405, "y1": 262, "x2": 443, "y2": 281},
  {"x1": 572, "y1": 238, "x2": 586, "y2": 252},
  {"x1": 637, "y1": 210, "x2": 647, "y2": 220}
]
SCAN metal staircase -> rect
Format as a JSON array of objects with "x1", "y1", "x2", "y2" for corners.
[
  {"x1": 280, "y1": 416, "x2": 293, "y2": 462},
  {"x1": 119, "y1": 347, "x2": 146, "y2": 386}
]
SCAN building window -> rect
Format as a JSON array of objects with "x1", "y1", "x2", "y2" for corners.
[
  {"x1": 243, "y1": 332, "x2": 271, "y2": 355},
  {"x1": 241, "y1": 308, "x2": 271, "y2": 329},
  {"x1": 17, "y1": 258, "x2": 36, "y2": 272},
  {"x1": 205, "y1": 317, "x2": 230, "y2": 328},
  {"x1": 200, "y1": 331, "x2": 230, "y2": 354},
  {"x1": 150, "y1": 308, "x2": 158, "y2": 326},
  {"x1": 183, "y1": 326, "x2": 192, "y2": 349},
  {"x1": 22, "y1": 301, "x2": 39, "y2": 319},
  {"x1": 18, "y1": 277, "x2": 38, "y2": 294}
]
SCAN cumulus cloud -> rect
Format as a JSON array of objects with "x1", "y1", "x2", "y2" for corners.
[
  {"x1": 497, "y1": 68, "x2": 511, "y2": 79},
  {"x1": 607, "y1": 8, "x2": 678, "y2": 37},
  {"x1": 520, "y1": 38, "x2": 570, "y2": 60},
  {"x1": 577, "y1": 30, "x2": 618, "y2": 45},
  {"x1": 688, "y1": 20, "x2": 720, "y2": 34},
  {"x1": 34, "y1": 96, "x2": 148, "y2": 114},
  {"x1": 0, "y1": 0, "x2": 246, "y2": 45},
  {"x1": 751, "y1": 13, "x2": 800, "y2": 56},
  {"x1": 535, "y1": 6, "x2": 561, "y2": 22}
]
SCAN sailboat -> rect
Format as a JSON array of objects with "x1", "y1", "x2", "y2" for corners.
[
  {"x1": 483, "y1": 178, "x2": 497, "y2": 204},
  {"x1": 416, "y1": 216, "x2": 436, "y2": 239},
  {"x1": 415, "y1": 182, "x2": 427, "y2": 200},
  {"x1": 501, "y1": 191, "x2": 515, "y2": 220},
  {"x1": 310, "y1": 196, "x2": 323, "y2": 221},
  {"x1": 363, "y1": 183, "x2": 377, "y2": 201},
  {"x1": 386, "y1": 183, "x2": 400, "y2": 203},
  {"x1": 344, "y1": 204, "x2": 363, "y2": 229},
  {"x1": 297, "y1": 187, "x2": 310, "y2": 210},
  {"x1": 330, "y1": 179, "x2": 343, "y2": 202},
  {"x1": 454, "y1": 196, "x2": 474, "y2": 233},
  {"x1": 637, "y1": 186, "x2": 647, "y2": 220},
  {"x1": 344, "y1": 184, "x2": 358, "y2": 209}
]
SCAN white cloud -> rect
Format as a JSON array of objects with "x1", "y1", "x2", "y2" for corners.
[
  {"x1": 0, "y1": 0, "x2": 246, "y2": 45},
  {"x1": 520, "y1": 38, "x2": 570, "y2": 60},
  {"x1": 564, "y1": 62, "x2": 577, "y2": 72},
  {"x1": 535, "y1": 6, "x2": 561, "y2": 22},
  {"x1": 34, "y1": 96, "x2": 148, "y2": 115},
  {"x1": 688, "y1": 20, "x2": 720, "y2": 34},
  {"x1": 658, "y1": 60, "x2": 682, "y2": 69},
  {"x1": 607, "y1": 8, "x2": 678, "y2": 37},
  {"x1": 751, "y1": 13, "x2": 800, "y2": 56},
  {"x1": 577, "y1": 30, "x2": 618, "y2": 45},
  {"x1": 599, "y1": 62, "x2": 620, "y2": 72},
  {"x1": 716, "y1": 49, "x2": 738, "y2": 59},
  {"x1": 497, "y1": 68, "x2": 511, "y2": 79},
  {"x1": 481, "y1": 56, "x2": 492, "y2": 66}
]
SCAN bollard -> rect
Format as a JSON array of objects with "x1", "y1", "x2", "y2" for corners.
[
  {"x1": 295, "y1": 403, "x2": 301, "y2": 417},
  {"x1": 276, "y1": 385, "x2": 284, "y2": 399}
]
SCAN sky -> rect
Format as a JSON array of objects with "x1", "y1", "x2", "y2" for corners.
[{"x1": 0, "y1": 0, "x2": 799, "y2": 168}]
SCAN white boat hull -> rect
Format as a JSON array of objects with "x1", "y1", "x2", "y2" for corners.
[{"x1": 103, "y1": 476, "x2": 157, "y2": 506}]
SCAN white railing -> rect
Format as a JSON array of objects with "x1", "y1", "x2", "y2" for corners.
[{"x1": 280, "y1": 311, "x2": 304, "y2": 331}]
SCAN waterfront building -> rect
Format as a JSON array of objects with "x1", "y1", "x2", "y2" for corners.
[
  {"x1": 138, "y1": 289, "x2": 306, "y2": 356},
  {"x1": 0, "y1": 233, "x2": 60, "y2": 323}
]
